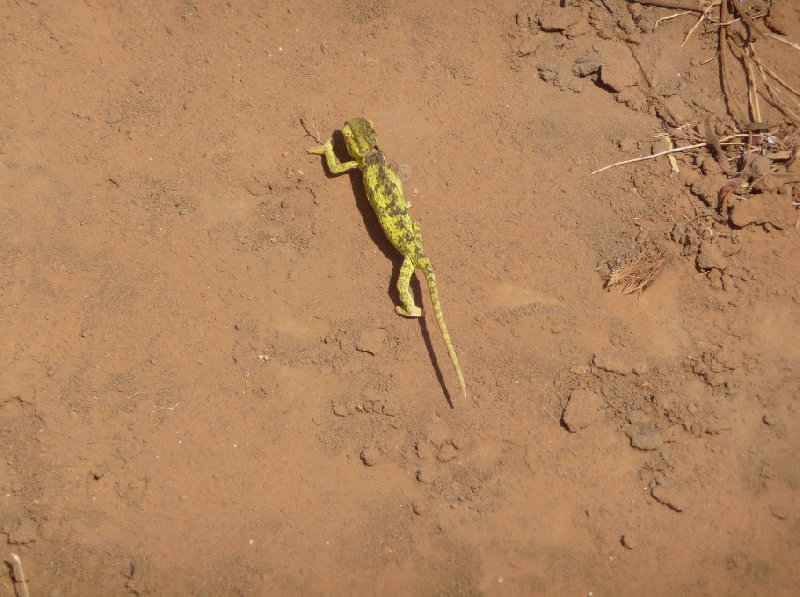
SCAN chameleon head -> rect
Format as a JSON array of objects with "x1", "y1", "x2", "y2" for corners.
[{"x1": 342, "y1": 118, "x2": 379, "y2": 162}]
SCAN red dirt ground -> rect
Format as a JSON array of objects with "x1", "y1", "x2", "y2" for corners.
[{"x1": 2, "y1": 1, "x2": 799, "y2": 595}]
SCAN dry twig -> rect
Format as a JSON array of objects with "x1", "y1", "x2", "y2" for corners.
[
  {"x1": 731, "y1": 0, "x2": 800, "y2": 50},
  {"x1": 6, "y1": 554, "x2": 30, "y2": 597},
  {"x1": 636, "y1": 0, "x2": 705, "y2": 12},
  {"x1": 749, "y1": 47, "x2": 800, "y2": 100},
  {"x1": 719, "y1": 0, "x2": 745, "y2": 124},
  {"x1": 591, "y1": 134, "x2": 748, "y2": 175},
  {"x1": 655, "y1": 10, "x2": 692, "y2": 29},
  {"x1": 681, "y1": 1, "x2": 720, "y2": 47},
  {"x1": 728, "y1": 43, "x2": 800, "y2": 126},
  {"x1": 299, "y1": 115, "x2": 322, "y2": 144},
  {"x1": 655, "y1": 132, "x2": 681, "y2": 172}
]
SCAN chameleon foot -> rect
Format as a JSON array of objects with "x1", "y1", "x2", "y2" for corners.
[
  {"x1": 307, "y1": 139, "x2": 332, "y2": 155},
  {"x1": 395, "y1": 305, "x2": 423, "y2": 318}
]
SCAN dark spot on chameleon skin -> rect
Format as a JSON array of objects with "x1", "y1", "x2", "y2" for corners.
[
  {"x1": 363, "y1": 151, "x2": 384, "y2": 167},
  {"x1": 376, "y1": 165, "x2": 393, "y2": 185}
]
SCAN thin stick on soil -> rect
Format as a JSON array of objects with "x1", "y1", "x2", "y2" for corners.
[
  {"x1": 743, "y1": 55, "x2": 762, "y2": 123},
  {"x1": 7, "y1": 553, "x2": 30, "y2": 597},
  {"x1": 655, "y1": 132, "x2": 680, "y2": 172},
  {"x1": 731, "y1": 0, "x2": 800, "y2": 50},
  {"x1": 749, "y1": 47, "x2": 800, "y2": 101},
  {"x1": 732, "y1": 43, "x2": 800, "y2": 125},
  {"x1": 681, "y1": 1, "x2": 720, "y2": 47},
  {"x1": 681, "y1": 12, "x2": 706, "y2": 47},
  {"x1": 757, "y1": 73, "x2": 800, "y2": 125},
  {"x1": 718, "y1": 0, "x2": 743, "y2": 124},
  {"x1": 591, "y1": 143, "x2": 705, "y2": 174},
  {"x1": 299, "y1": 116, "x2": 322, "y2": 144},
  {"x1": 637, "y1": 0, "x2": 705, "y2": 12},
  {"x1": 590, "y1": 134, "x2": 747, "y2": 175},
  {"x1": 655, "y1": 10, "x2": 691, "y2": 29}
]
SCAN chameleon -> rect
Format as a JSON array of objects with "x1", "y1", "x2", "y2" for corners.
[{"x1": 308, "y1": 118, "x2": 466, "y2": 401}]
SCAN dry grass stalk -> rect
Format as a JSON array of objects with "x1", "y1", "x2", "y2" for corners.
[
  {"x1": 654, "y1": 132, "x2": 681, "y2": 172},
  {"x1": 6, "y1": 553, "x2": 30, "y2": 597},
  {"x1": 681, "y1": 1, "x2": 720, "y2": 47},
  {"x1": 591, "y1": 133, "x2": 749, "y2": 175},
  {"x1": 607, "y1": 248, "x2": 669, "y2": 295},
  {"x1": 749, "y1": 48, "x2": 800, "y2": 101},
  {"x1": 729, "y1": 44, "x2": 800, "y2": 126},
  {"x1": 743, "y1": 56, "x2": 762, "y2": 123},
  {"x1": 637, "y1": 0, "x2": 706, "y2": 12},
  {"x1": 655, "y1": 10, "x2": 692, "y2": 29}
]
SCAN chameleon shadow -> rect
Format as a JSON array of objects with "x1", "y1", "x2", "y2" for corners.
[
  {"x1": 316, "y1": 131, "x2": 399, "y2": 262},
  {"x1": 417, "y1": 315, "x2": 454, "y2": 409},
  {"x1": 315, "y1": 132, "x2": 453, "y2": 406}
]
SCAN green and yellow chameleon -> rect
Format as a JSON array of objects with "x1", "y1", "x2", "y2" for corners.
[{"x1": 309, "y1": 118, "x2": 466, "y2": 401}]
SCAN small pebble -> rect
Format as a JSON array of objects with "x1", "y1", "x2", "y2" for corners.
[
  {"x1": 621, "y1": 534, "x2": 636, "y2": 550},
  {"x1": 561, "y1": 389, "x2": 602, "y2": 433}
]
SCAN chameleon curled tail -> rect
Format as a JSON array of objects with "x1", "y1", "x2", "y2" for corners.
[{"x1": 418, "y1": 257, "x2": 467, "y2": 400}]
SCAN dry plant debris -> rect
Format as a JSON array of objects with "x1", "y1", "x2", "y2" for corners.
[
  {"x1": 607, "y1": 247, "x2": 670, "y2": 295},
  {"x1": 595, "y1": 1, "x2": 799, "y2": 232}
]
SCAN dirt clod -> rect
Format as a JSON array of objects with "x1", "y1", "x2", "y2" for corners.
[
  {"x1": 600, "y1": 59, "x2": 639, "y2": 92},
  {"x1": 651, "y1": 485, "x2": 687, "y2": 512},
  {"x1": 437, "y1": 443, "x2": 458, "y2": 463},
  {"x1": 629, "y1": 425, "x2": 663, "y2": 451},
  {"x1": 360, "y1": 447, "x2": 381, "y2": 467},
  {"x1": 729, "y1": 195, "x2": 796, "y2": 229},
  {"x1": 593, "y1": 353, "x2": 632, "y2": 375},
  {"x1": 332, "y1": 403, "x2": 350, "y2": 417},
  {"x1": 562, "y1": 390, "x2": 603, "y2": 433},
  {"x1": 696, "y1": 242, "x2": 728, "y2": 271}
]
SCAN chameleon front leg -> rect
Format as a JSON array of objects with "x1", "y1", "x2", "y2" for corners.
[
  {"x1": 308, "y1": 139, "x2": 359, "y2": 174},
  {"x1": 395, "y1": 255, "x2": 423, "y2": 318}
]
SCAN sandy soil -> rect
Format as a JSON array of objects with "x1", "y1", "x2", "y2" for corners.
[{"x1": 2, "y1": 0, "x2": 799, "y2": 595}]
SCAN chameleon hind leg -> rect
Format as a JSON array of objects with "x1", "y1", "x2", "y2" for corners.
[
  {"x1": 308, "y1": 139, "x2": 358, "y2": 174},
  {"x1": 395, "y1": 255, "x2": 423, "y2": 318}
]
